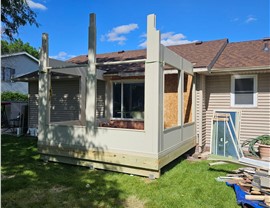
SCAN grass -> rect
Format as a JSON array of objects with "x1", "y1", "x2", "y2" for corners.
[{"x1": 1, "y1": 135, "x2": 241, "y2": 208}]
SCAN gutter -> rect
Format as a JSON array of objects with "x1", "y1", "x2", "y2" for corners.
[{"x1": 211, "y1": 65, "x2": 270, "y2": 73}]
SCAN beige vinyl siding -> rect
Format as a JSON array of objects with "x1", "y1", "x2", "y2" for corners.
[
  {"x1": 96, "y1": 80, "x2": 105, "y2": 118},
  {"x1": 195, "y1": 74, "x2": 207, "y2": 151},
  {"x1": 28, "y1": 82, "x2": 39, "y2": 128},
  {"x1": 201, "y1": 76, "x2": 207, "y2": 149},
  {"x1": 28, "y1": 79, "x2": 106, "y2": 127},
  {"x1": 50, "y1": 80, "x2": 80, "y2": 122},
  {"x1": 205, "y1": 72, "x2": 270, "y2": 147}
]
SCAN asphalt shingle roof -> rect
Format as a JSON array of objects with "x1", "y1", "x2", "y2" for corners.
[
  {"x1": 213, "y1": 39, "x2": 270, "y2": 69},
  {"x1": 67, "y1": 38, "x2": 270, "y2": 74},
  {"x1": 67, "y1": 39, "x2": 228, "y2": 74}
]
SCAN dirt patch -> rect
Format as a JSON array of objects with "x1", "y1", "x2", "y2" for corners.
[
  {"x1": 141, "y1": 177, "x2": 156, "y2": 184},
  {"x1": 123, "y1": 195, "x2": 147, "y2": 208}
]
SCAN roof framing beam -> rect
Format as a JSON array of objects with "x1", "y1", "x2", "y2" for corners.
[{"x1": 161, "y1": 45, "x2": 193, "y2": 75}]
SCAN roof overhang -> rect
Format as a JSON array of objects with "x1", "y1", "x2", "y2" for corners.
[
  {"x1": 211, "y1": 65, "x2": 270, "y2": 74},
  {"x1": 13, "y1": 71, "x2": 81, "y2": 82}
]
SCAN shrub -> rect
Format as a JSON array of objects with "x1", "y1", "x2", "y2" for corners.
[{"x1": 1, "y1": 91, "x2": 28, "y2": 101}]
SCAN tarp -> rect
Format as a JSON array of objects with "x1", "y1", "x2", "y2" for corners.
[{"x1": 226, "y1": 182, "x2": 268, "y2": 208}]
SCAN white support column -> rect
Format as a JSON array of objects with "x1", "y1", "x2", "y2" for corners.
[
  {"x1": 38, "y1": 33, "x2": 50, "y2": 141},
  {"x1": 85, "y1": 13, "x2": 97, "y2": 134},
  {"x1": 145, "y1": 14, "x2": 163, "y2": 153}
]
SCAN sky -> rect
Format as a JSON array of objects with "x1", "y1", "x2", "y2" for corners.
[{"x1": 15, "y1": 0, "x2": 270, "y2": 61}]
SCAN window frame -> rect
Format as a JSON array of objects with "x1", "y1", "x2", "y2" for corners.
[
  {"x1": 111, "y1": 80, "x2": 144, "y2": 120},
  {"x1": 231, "y1": 74, "x2": 257, "y2": 107},
  {"x1": 1, "y1": 67, "x2": 15, "y2": 82}
]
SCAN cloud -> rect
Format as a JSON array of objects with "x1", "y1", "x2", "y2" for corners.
[
  {"x1": 245, "y1": 15, "x2": 257, "y2": 23},
  {"x1": 26, "y1": 0, "x2": 47, "y2": 10},
  {"x1": 50, "y1": 51, "x2": 75, "y2": 61},
  {"x1": 101, "y1": 24, "x2": 139, "y2": 45},
  {"x1": 139, "y1": 32, "x2": 196, "y2": 48}
]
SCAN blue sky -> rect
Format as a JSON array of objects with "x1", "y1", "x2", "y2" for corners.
[{"x1": 17, "y1": 0, "x2": 270, "y2": 60}]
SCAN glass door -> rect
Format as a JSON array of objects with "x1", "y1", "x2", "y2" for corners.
[{"x1": 211, "y1": 111, "x2": 243, "y2": 159}]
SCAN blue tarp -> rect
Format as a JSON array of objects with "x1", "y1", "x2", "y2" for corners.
[{"x1": 226, "y1": 182, "x2": 267, "y2": 208}]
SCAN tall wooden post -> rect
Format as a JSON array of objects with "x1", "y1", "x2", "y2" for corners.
[
  {"x1": 38, "y1": 33, "x2": 50, "y2": 141},
  {"x1": 85, "y1": 13, "x2": 97, "y2": 134},
  {"x1": 145, "y1": 14, "x2": 163, "y2": 152}
]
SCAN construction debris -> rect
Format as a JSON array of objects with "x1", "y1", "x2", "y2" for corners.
[{"x1": 216, "y1": 167, "x2": 270, "y2": 207}]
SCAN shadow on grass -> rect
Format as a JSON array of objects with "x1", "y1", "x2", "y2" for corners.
[
  {"x1": 208, "y1": 165, "x2": 241, "y2": 174},
  {"x1": 161, "y1": 147, "x2": 196, "y2": 175},
  {"x1": 1, "y1": 135, "x2": 124, "y2": 208}
]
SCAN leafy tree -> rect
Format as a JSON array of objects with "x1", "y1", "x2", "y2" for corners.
[
  {"x1": 1, "y1": 91, "x2": 28, "y2": 101},
  {"x1": 1, "y1": 0, "x2": 39, "y2": 40},
  {"x1": 1, "y1": 39, "x2": 39, "y2": 59}
]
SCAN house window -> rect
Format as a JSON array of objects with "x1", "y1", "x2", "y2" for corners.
[
  {"x1": 1, "y1": 67, "x2": 15, "y2": 82},
  {"x1": 113, "y1": 82, "x2": 144, "y2": 119},
  {"x1": 231, "y1": 75, "x2": 257, "y2": 107}
]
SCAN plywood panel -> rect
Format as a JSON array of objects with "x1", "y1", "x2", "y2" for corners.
[
  {"x1": 184, "y1": 74, "x2": 193, "y2": 124},
  {"x1": 164, "y1": 74, "x2": 178, "y2": 129}
]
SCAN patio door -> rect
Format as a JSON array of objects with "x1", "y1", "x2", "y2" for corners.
[{"x1": 211, "y1": 111, "x2": 243, "y2": 159}]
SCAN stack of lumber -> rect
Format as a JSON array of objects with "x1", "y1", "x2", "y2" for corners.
[{"x1": 217, "y1": 167, "x2": 270, "y2": 207}]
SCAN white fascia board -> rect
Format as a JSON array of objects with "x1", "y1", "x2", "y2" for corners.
[
  {"x1": 211, "y1": 65, "x2": 270, "y2": 73},
  {"x1": 193, "y1": 67, "x2": 209, "y2": 73},
  {"x1": 1, "y1": 51, "x2": 39, "y2": 63}
]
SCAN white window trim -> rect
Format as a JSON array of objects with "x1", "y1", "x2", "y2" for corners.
[
  {"x1": 231, "y1": 74, "x2": 257, "y2": 107},
  {"x1": 111, "y1": 79, "x2": 144, "y2": 120}
]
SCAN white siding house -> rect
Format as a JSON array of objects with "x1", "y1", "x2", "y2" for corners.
[{"x1": 1, "y1": 52, "x2": 39, "y2": 94}]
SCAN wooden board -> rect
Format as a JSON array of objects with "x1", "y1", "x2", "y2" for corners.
[
  {"x1": 43, "y1": 154, "x2": 161, "y2": 178},
  {"x1": 39, "y1": 144, "x2": 159, "y2": 170},
  {"x1": 184, "y1": 73, "x2": 193, "y2": 124},
  {"x1": 164, "y1": 74, "x2": 178, "y2": 128}
]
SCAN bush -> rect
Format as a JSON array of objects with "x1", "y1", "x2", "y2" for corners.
[{"x1": 1, "y1": 91, "x2": 28, "y2": 101}]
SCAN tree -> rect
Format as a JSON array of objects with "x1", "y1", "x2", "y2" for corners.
[
  {"x1": 1, "y1": 0, "x2": 39, "y2": 40},
  {"x1": 1, "y1": 91, "x2": 28, "y2": 101},
  {"x1": 1, "y1": 39, "x2": 39, "y2": 59}
]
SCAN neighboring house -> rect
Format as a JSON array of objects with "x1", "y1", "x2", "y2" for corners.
[
  {"x1": 15, "y1": 14, "x2": 270, "y2": 177},
  {"x1": 1, "y1": 52, "x2": 39, "y2": 94},
  {"x1": 1, "y1": 52, "x2": 38, "y2": 125}
]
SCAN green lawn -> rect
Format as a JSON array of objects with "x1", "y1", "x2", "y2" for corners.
[{"x1": 1, "y1": 135, "x2": 241, "y2": 208}]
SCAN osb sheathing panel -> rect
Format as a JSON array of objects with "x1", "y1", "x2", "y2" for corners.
[
  {"x1": 184, "y1": 74, "x2": 193, "y2": 124},
  {"x1": 164, "y1": 74, "x2": 178, "y2": 129}
]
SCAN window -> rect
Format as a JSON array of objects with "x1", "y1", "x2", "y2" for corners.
[
  {"x1": 231, "y1": 75, "x2": 257, "y2": 107},
  {"x1": 113, "y1": 82, "x2": 144, "y2": 119},
  {"x1": 1, "y1": 67, "x2": 15, "y2": 82}
]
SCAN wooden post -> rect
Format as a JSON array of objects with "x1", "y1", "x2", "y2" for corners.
[
  {"x1": 85, "y1": 13, "x2": 97, "y2": 134},
  {"x1": 38, "y1": 33, "x2": 50, "y2": 141},
  {"x1": 145, "y1": 14, "x2": 163, "y2": 152}
]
